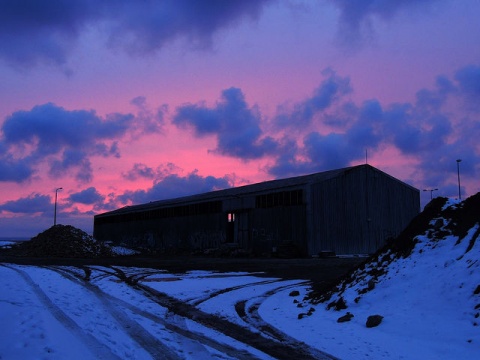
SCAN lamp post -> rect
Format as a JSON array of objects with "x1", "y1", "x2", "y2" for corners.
[
  {"x1": 423, "y1": 188, "x2": 438, "y2": 200},
  {"x1": 456, "y1": 159, "x2": 462, "y2": 200},
  {"x1": 54, "y1": 187, "x2": 63, "y2": 226}
]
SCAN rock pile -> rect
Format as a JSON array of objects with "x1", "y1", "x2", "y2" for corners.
[{"x1": 3, "y1": 225, "x2": 113, "y2": 258}]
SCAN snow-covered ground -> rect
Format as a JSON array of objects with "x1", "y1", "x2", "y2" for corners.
[
  {"x1": 0, "y1": 264, "x2": 308, "y2": 359},
  {"x1": 1, "y1": 197, "x2": 479, "y2": 359}
]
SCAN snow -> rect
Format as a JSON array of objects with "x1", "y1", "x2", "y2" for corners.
[
  {"x1": 260, "y1": 227, "x2": 480, "y2": 359},
  {"x1": 1, "y1": 200, "x2": 479, "y2": 359},
  {"x1": 110, "y1": 246, "x2": 140, "y2": 256},
  {"x1": 0, "y1": 240, "x2": 19, "y2": 249}
]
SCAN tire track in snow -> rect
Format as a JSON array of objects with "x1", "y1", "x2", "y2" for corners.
[
  {"x1": 47, "y1": 266, "x2": 182, "y2": 360},
  {"x1": 234, "y1": 282, "x2": 307, "y2": 340},
  {"x1": 43, "y1": 265, "x2": 339, "y2": 359},
  {"x1": 52, "y1": 266, "x2": 261, "y2": 360},
  {"x1": 118, "y1": 269, "x2": 333, "y2": 360},
  {"x1": 234, "y1": 283, "x2": 339, "y2": 360},
  {"x1": 1, "y1": 264, "x2": 122, "y2": 360},
  {"x1": 182, "y1": 272, "x2": 323, "y2": 354},
  {"x1": 188, "y1": 278, "x2": 284, "y2": 306}
]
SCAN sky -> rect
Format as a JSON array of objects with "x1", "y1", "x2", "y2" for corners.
[
  {"x1": 0, "y1": 0, "x2": 479, "y2": 237},
  {"x1": 0, "y1": 196, "x2": 479, "y2": 359}
]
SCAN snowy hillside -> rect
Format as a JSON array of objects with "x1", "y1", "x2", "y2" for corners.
[{"x1": 262, "y1": 194, "x2": 480, "y2": 359}]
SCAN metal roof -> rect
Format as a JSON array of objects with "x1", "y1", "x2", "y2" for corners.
[{"x1": 95, "y1": 164, "x2": 417, "y2": 217}]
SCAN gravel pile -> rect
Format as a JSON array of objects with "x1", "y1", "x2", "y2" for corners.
[{"x1": 3, "y1": 225, "x2": 114, "y2": 258}]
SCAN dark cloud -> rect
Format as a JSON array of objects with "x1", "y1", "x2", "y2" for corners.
[
  {"x1": 275, "y1": 69, "x2": 352, "y2": 128},
  {"x1": 274, "y1": 124, "x2": 377, "y2": 176},
  {"x1": 454, "y1": 64, "x2": 480, "y2": 105},
  {"x1": 123, "y1": 163, "x2": 156, "y2": 181},
  {"x1": 304, "y1": 132, "x2": 352, "y2": 169},
  {"x1": 268, "y1": 96, "x2": 383, "y2": 177},
  {"x1": 0, "y1": 155, "x2": 33, "y2": 182},
  {"x1": 2, "y1": 103, "x2": 131, "y2": 153},
  {"x1": 414, "y1": 75, "x2": 455, "y2": 113},
  {"x1": 68, "y1": 187, "x2": 104, "y2": 205},
  {"x1": 323, "y1": 101, "x2": 358, "y2": 128},
  {"x1": 49, "y1": 149, "x2": 94, "y2": 183},
  {"x1": 382, "y1": 82, "x2": 454, "y2": 155},
  {"x1": 1, "y1": 103, "x2": 132, "y2": 183},
  {"x1": 118, "y1": 170, "x2": 231, "y2": 205},
  {"x1": 329, "y1": 0, "x2": 442, "y2": 44},
  {"x1": 104, "y1": 0, "x2": 271, "y2": 54},
  {"x1": 0, "y1": 0, "x2": 100, "y2": 68},
  {"x1": 263, "y1": 138, "x2": 313, "y2": 178},
  {"x1": 413, "y1": 126, "x2": 477, "y2": 203},
  {"x1": 122, "y1": 162, "x2": 181, "y2": 182},
  {"x1": 267, "y1": 135, "x2": 338, "y2": 178},
  {"x1": 0, "y1": 193, "x2": 51, "y2": 214},
  {"x1": 0, "y1": 0, "x2": 271, "y2": 69},
  {"x1": 267, "y1": 64, "x2": 479, "y2": 201},
  {"x1": 385, "y1": 97, "x2": 470, "y2": 195},
  {"x1": 174, "y1": 87, "x2": 278, "y2": 159},
  {"x1": 330, "y1": 0, "x2": 431, "y2": 24},
  {"x1": 267, "y1": 155, "x2": 313, "y2": 179},
  {"x1": 93, "y1": 142, "x2": 121, "y2": 158},
  {"x1": 129, "y1": 96, "x2": 166, "y2": 136}
]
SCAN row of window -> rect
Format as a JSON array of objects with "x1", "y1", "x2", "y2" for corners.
[
  {"x1": 95, "y1": 200, "x2": 222, "y2": 225},
  {"x1": 95, "y1": 189, "x2": 305, "y2": 225},
  {"x1": 255, "y1": 189, "x2": 304, "y2": 208}
]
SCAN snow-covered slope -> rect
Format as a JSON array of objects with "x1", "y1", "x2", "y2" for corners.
[{"x1": 261, "y1": 194, "x2": 480, "y2": 359}]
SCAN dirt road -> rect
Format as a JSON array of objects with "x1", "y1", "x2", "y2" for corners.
[{"x1": 0, "y1": 255, "x2": 365, "y2": 283}]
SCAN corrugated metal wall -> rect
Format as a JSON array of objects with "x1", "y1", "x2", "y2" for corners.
[
  {"x1": 309, "y1": 166, "x2": 419, "y2": 255},
  {"x1": 95, "y1": 212, "x2": 225, "y2": 253},
  {"x1": 249, "y1": 205, "x2": 307, "y2": 256}
]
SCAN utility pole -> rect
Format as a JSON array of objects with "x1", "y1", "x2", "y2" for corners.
[
  {"x1": 423, "y1": 188, "x2": 438, "y2": 200},
  {"x1": 456, "y1": 159, "x2": 462, "y2": 200},
  {"x1": 54, "y1": 187, "x2": 63, "y2": 226}
]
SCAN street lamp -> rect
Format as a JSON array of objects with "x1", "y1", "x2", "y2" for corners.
[
  {"x1": 423, "y1": 188, "x2": 438, "y2": 200},
  {"x1": 456, "y1": 159, "x2": 462, "y2": 200},
  {"x1": 54, "y1": 187, "x2": 63, "y2": 226}
]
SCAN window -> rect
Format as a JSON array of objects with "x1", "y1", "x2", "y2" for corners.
[
  {"x1": 95, "y1": 200, "x2": 222, "y2": 224},
  {"x1": 255, "y1": 189, "x2": 303, "y2": 208}
]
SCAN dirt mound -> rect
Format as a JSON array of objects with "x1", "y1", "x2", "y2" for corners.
[
  {"x1": 308, "y1": 192, "x2": 480, "y2": 304},
  {"x1": 3, "y1": 225, "x2": 114, "y2": 258}
]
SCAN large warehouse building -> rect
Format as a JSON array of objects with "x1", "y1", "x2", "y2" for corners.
[{"x1": 94, "y1": 164, "x2": 420, "y2": 256}]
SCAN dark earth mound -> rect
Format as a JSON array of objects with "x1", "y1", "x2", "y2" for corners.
[
  {"x1": 1, "y1": 224, "x2": 113, "y2": 258},
  {"x1": 0, "y1": 223, "x2": 364, "y2": 283}
]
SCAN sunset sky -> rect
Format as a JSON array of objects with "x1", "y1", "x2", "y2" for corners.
[{"x1": 1, "y1": 0, "x2": 479, "y2": 237}]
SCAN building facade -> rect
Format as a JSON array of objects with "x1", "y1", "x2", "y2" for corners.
[{"x1": 94, "y1": 165, "x2": 420, "y2": 256}]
